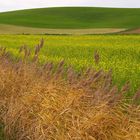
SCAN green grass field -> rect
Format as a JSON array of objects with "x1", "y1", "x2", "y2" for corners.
[
  {"x1": 0, "y1": 35, "x2": 140, "y2": 94},
  {"x1": 0, "y1": 7, "x2": 140, "y2": 29}
]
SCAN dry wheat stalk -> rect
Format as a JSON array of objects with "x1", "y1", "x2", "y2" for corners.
[{"x1": 0, "y1": 39, "x2": 140, "y2": 140}]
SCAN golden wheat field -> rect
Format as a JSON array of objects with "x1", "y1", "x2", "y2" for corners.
[{"x1": 0, "y1": 38, "x2": 140, "y2": 140}]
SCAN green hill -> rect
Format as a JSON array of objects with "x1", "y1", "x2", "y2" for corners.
[{"x1": 0, "y1": 7, "x2": 140, "y2": 29}]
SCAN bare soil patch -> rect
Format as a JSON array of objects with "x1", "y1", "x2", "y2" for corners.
[{"x1": 120, "y1": 28, "x2": 140, "y2": 34}]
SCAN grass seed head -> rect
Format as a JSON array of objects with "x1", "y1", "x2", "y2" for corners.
[{"x1": 94, "y1": 50, "x2": 100, "y2": 65}]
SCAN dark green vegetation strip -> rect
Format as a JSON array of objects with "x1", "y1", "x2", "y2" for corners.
[
  {"x1": 0, "y1": 124, "x2": 4, "y2": 140},
  {"x1": 0, "y1": 7, "x2": 140, "y2": 29}
]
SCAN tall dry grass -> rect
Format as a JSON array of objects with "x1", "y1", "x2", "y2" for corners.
[{"x1": 0, "y1": 40, "x2": 140, "y2": 140}]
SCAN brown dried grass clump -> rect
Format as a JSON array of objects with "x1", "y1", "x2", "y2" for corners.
[{"x1": 0, "y1": 40, "x2": 140, "y2": 140}]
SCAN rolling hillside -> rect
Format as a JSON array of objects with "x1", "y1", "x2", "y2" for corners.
[{"x1": 0, "y1": 7, "x2": 140, "y2": 29}]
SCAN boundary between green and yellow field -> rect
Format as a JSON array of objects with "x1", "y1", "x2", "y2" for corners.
[{"x1": 0, "y1": 24, "x2": 126, "y2": 35}]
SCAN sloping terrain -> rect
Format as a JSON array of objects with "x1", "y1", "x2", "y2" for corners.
[
  {"x1": 0, "y1": 24, "x2": 126, "y2": 34},
  {"x1": 120, "y1": 28, "x2": 140, "y2": 34},
  {"x1": 0, "y1": 7, "x2": 140, "y2": 29}
]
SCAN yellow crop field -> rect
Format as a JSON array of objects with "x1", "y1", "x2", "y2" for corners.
[{"x1": 0, "y1": 35, "x2": 140, "y2": 94}]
